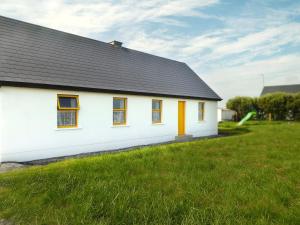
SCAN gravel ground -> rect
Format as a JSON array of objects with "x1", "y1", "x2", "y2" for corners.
[
  {"x1": 0, "y1": 163, "x2": 26, "y2": 174},
  {"x1": 0, "y1": 219, "x2": 12, "y2": 225}
]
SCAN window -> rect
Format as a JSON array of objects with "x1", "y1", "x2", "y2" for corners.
[
  {"x1": 198, "y1": 102, "x2": 205, "y2": 121},
  {"x1": 152, "y1": 99, "x2": 162, "y2": 123},
  {"x1": 57, "y1": 95, "x2": 79, "y2": 128},
  {"x1": 113, "y1": 97, "x2": 127, "y2": 125}
]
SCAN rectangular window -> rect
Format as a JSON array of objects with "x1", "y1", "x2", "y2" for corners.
[
  {"x1": 57, "y1": 95, "x2": 79, "y2": 128},
  {"x1": 152, "y1": 99, "x2": 162, "y2": 123},
  {"x1": 198, "y1": 102, "x2": 205, "y2": 121},
  {"x1": 113, "y1": 97, "x2": 127, "y2": 125}
]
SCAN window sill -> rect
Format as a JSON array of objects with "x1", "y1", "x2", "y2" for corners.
[
  {"x1": 55, "y1": 127, "x2": 82, "y2": 131},
  {"x1": 111, "y1": 124, "x2": 130, "y2": 128},
  {"x1": 152, "y1": 122, "x2": 165, "y2": 125}
]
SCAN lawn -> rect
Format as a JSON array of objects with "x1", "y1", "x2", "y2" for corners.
[{"x1": 0, "y1": 122, "x2": 299, "y2": 225}]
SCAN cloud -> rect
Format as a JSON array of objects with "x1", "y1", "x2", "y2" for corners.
[
  {"x1": 0, "y1": 0, "x2": 218, "y2": 35},
  {"x1": 203, "y1": 54, "x2": 300, "y2": 105},
  {"x1": 125, "y1": 22, "x2": 300, "y2": 70},
  {"x1": 211, "y1": 23, "x2": 300, "y2": 58}
]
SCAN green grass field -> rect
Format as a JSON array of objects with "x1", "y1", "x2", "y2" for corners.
[{"x1": 0, "y1": 122, "x2": 299, "y2": 225}]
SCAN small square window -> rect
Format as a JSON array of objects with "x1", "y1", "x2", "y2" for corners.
[
  {"x1": 113, "y1": 111, "x2": 126, "y2": 124},
  {"x1": 57, "y1": 110, "x2": 77, "y2": 127},
  {"x1": 58, "y1": 97, "x2": 78, "y2": 109},
  {"x1": 113, "y1": 98, "x2": 126, "y2": 109},
  {"x1": 58, "y1": 95, "x2": 79, "y2": 109}
]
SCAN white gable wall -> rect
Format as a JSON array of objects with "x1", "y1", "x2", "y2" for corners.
[
  {"x1": 0, "y1": 86, "x2": 218, "y2": 162},
  {"x1": 0, "y1": 87, "x2": 2, "y2": 163}
]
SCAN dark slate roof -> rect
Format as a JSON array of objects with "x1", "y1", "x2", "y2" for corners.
[
  {"x1": 0, "y1": 15, "x2": 221, "y2": 100},
  {"x1": 261, "y1": 84, "x2": 300, "y2": 96}
]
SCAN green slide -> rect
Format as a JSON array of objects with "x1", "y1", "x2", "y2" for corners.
[{"x1": 238, "y1": 112, "x2": 256, "y2": 126}]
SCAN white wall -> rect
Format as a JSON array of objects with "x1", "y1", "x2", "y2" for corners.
[
  {"x1": 222, "y1": 110, "x2": 236, "y2": 121},
  {"x1": 0, "y1": 87, "x2": 2, "y2": 163},
  {"x1": 217, "y1": 108, "x2": 222, "y2": 122},
  {"x1": 0, "y1": 86, "x2": 218, "y2": 162}
]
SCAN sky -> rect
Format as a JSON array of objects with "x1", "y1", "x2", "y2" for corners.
[{"x1": 1, "y1": 0, "x2": 300, "y2": 106}]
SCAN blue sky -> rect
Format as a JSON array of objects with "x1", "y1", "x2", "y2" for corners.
[{"x1": 1, "y1": 0, "x2": 300, "y2": 105}]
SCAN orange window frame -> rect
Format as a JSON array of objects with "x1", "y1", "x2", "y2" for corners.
[
  {"x1": 152, "y1": 99, "x2": 162, "y2": 124},
  {"x1": 57, "y1": 94, "x2": 80, "y2": 128},
  {"x1": 113, "y1": 97, "x2": 127, "y2": 125},
  {"x1": 198, "y1": 102, "x2": 205, "y2": 121}
]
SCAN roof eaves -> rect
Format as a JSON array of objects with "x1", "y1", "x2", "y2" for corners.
[{"x1": 0, "y1": 81, "x2": 222, "y2": 101}]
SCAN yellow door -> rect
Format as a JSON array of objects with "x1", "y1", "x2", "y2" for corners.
[{"x1": 178, "y1": 101, "x2": 185, "y2": 136}]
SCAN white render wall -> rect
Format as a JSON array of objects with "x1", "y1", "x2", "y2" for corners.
[
  {"x1": 0, "y1": 86, "x2": 218, "y2": 162},
  {"x1": 0, "y1": 88, "x2": 2, "y2": 163},
  {"x1": 218, "y1": 108, "x2": 222, "y2": 122}
]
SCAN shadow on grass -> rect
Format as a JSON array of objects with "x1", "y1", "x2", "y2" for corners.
[
  {"x1": 243, "y1": 120, "x2": 283, "y2": 126},
  {"x1": 218, "y1": 123, "x2": 251, "y2": 137}
]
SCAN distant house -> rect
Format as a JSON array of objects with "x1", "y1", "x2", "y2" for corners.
[
  {"x1": 261, "y1": 84, "x2": 300, "y2": 96},
  {"x1": 217, "y1": 108, "x2": 236, "y2": 122},
  {"x1": 0, "y1": 16, "x2": 221, "y2": 162}
]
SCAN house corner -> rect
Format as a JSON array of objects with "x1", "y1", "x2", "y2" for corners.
[{"x1": 0, "y1": 87, "x2": 2, "y2": 163}]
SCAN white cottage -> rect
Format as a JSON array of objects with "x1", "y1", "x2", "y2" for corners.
[{"x1": 0, "y1": 16, "x2": 221, "y2": 162}]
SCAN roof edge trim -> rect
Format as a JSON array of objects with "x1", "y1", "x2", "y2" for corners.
[{"x1": 0, "y1": 81, "x2": 222, "y2": 101}]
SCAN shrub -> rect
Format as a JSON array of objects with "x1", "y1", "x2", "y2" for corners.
[
  {"x1": 287, "y1": 93, "x2": 300, "y2": 120},
  {"x1": 259, "y1": 93, "x2": 289, "y2": 120},
  {"x1": 226, "y1": 96, "x2": 254, "y2": 120},
  {"x1": 252, "y1": 97, "x2": 263, "y2": 120},
  {"x1": 227, "y1": 92, "x2": 300, "y2": 121}
]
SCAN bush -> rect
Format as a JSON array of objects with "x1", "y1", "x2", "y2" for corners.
[
  {"x1": 287, "y1": 93, "x2": 300, "y2": 120},
  {"x1": 259, "y1": 93, "x2": 289, "y2": 120},
  {"x1": 252, "y1": 97, "x2": 263, "y2": 120},
  {"x1": 226, "y1": 92, "x2": 300, "y2": 121},
  {"x1": 226, "y1": 96, "x2": 254, "y2": 120}
]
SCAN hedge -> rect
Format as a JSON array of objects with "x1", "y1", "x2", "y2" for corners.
[{"x1": 226, "y1": 92, "x2": 300, "y2": 121}]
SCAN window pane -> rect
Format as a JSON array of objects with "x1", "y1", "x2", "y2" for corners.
[
  {"x1": 152, "y1": 111, "x2": 161, "y2": 122},
  {"x1": 57, "y1": 110, "x2": 76, "y2": 126},
  {"x1": 113, "y1": 111, "x2": 125, "y2": 124},
  {"x1": 198, "y1": 103, "x2": 202, "y2": 111},
  {"x1": 199, "y1": 103, "x2": 204, "y2": 120},
  {"x1": 113, "y1": 98, "x2": 125, "y2": 109},
  {"x1": 199, "y1": 111, "x2": 203, "y2": 120},
  {"x1": 152, "y1": 100, "x2": 161, "y2": 110},
  {"x1": 59, "y1": 97, "x2": 78, "y2": 108}
]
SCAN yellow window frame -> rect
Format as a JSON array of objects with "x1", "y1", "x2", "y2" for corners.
[
  {"x1": 113, "y1": 97, "x2": 127, "y2": 125},
  {"x1": 198, "y1": 102, "x2": 205, "y2": 121},
  {"x1": 57, "y1": 94, "x2": 80, "y2": 110},
  {"x1": 57, "y1": 94, "x2": 80, "y2": 128},
  {"x1": 152, "y1": 99, "x2": 162, "y2": 124}
]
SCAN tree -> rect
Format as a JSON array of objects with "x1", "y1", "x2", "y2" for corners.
[
  {"x1": 252, "y1": 97, "x2": 263, "y2": 120},
  {"x1": 227, "y1": 92, "x2": 300, "y2": 121},
  {"x1": 266, "y1": 93, "x2": 288, "y2": 120},
  {"x1": 226, "y1": 96, "x2": 253, "y2": 120},
  {"x1": 287, "y1": 93, "x2": 300, "y2": 120}
]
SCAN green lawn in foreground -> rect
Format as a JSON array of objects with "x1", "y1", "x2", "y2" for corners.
[{"x1": 0, "y1": 122, "x2": 299, "y2": 225}]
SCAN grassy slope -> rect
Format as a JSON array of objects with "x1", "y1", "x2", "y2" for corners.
[{"x1": 0, "y1": 122, "x2": 299, "y2": 225}]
